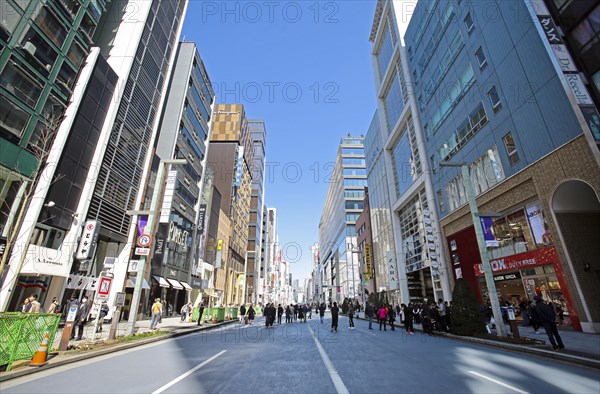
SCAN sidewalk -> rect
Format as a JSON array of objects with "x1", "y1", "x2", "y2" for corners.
[
  {"x1": 0, "y1": 315, "x2": 237, "y2": 382},
  {"x1": 354, "y1": 313, "x2": 600, "y2": 367},
  {"x1": 50, "y1": 314, "x2": 216, "y2": 348}
]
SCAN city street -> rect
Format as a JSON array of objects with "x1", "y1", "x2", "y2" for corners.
[{"x1": 2, "y1": 315, "x2": 598, "y2": 394}]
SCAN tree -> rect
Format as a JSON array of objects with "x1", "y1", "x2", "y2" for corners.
[{"x1": 450, "y1": 278, "x2": 487, "y2": 336}]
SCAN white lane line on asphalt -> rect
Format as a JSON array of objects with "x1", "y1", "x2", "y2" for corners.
[
  {"x1": 307, "y1": 324, "x2": 350, "y2": 394},
  {"x1": 468, "y1": 371, "x2": 530, "y2": 394},
  {"x1": 152, "y1": 350, "x2": 227, "y2": 394}
]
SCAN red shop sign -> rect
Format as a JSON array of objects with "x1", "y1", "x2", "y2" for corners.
[{"x1": 474, "y1": 246, "x2": 559, "y2": 276}]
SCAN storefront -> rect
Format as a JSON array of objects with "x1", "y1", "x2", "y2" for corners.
[
  {"x1": 473, "y1": 247, "x2": 571, "y2": 325},
  {"x1": 447, "y1": 200, "x2": 581, "y2": 330}
]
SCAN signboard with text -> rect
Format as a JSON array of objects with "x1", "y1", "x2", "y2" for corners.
[
  {"x1": 474, "y1": 246, "x2": 559, "y2": 276},
  {"x1": 76, "y1": 220, "x2": 100, "y2": 260}
]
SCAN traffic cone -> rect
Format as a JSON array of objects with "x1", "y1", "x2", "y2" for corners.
[{"x1": 29, "y1": 332, "x2": 50, "y2": 367}]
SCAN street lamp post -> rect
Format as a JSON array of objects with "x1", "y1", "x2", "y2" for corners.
[
  {"x1": 440, "y1": 161, "x2": 508, "y2": 337},
  {"x1": 126, "y1": 158, "x2": 186, "y2": 336}
]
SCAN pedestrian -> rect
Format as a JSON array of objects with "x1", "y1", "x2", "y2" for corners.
[
  {"x1": 247, "y1": 303, "x2": 256, "y2": 324},
  {"x1": 534, "y1": 296, "x2": 565, "y2": 350},
  {"x1": 239, "y1": 304, "x2": 247, "y2": 323},
  {"x1": 438, "y1": 298, "x2": 449, "y2": 332},
  {"x1": 365, "y1": 303, "x2": 374, "y2": 330},
  {"x1": 421, "y1": 304, "x2": 434, "y2": 336},
  {"x1": 66, "y1": 294, "x2": 79, "y2": 317},
  {"x1": 555, "y1": 304, "x2": 565, "y2": 325},
  {"x1": 519, "y1": 298, "x2": 530, "y2": 327},
  {"x1": 302, "y1": 304, "x2": 309, "y2": 323},
  {"x1": 180, "y1": 303, "x2": 189, "y2": 322},
  {"x1": 402, "y1": 303, "x2": 414, "y2": 335},
  {"x1": 27, "y1": 294, "x2": 41, "y2": 313},
  {"x1": 197, "y1": 303, "x2": 205, "y2": 326},
  {"x1": 319, "y1": 302, "x2": 326, "y2": 323},
  {"x1": 277, "y1": 304, "x2": 284, "y2": 324},
  {"x1": 285, "y1": 305, "x2": 292, "y2": 323},
  {"x1": 97, "y1": 301, "x2": 109, "y2": 333},
  {"x1": 298, "y1": 305, "x2": 304, "y2": 323},
  {"x1": 150, "y1": 298, "x2": 162, "y2": 330},
  {"x1": 330, "y1": 302, "x2": 339, "y2": 333},
  {"x1": 388, "y1": 304, "x2": 396, "y2": 331},
  {"x1": 21, "y1": 298, "x2": 30, "y2": 312},
  {"x1": 348, "y1": 304, "x2": 355, "y2": 329},
  {"x1": 378, "y1": 305, "x2": 387, "y2": 331},
  {"x1": 49, "y1": 296, "x2": 61, "y2": 314},
  {"x1": 528, "y1": 300, "x2": 542, "y2": 334},
  {"x1": 72, "y1": 296, "x2": 91, "y2": 340},
  {"x1": 293, "y1": 304, "x2": 298, "y2": 321},
  {"x1": 308, "y1": 304, "x2": 312, "y2": 319}
]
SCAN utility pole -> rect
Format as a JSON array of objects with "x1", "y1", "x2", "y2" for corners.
[
  {"x1": 126, "y1": 159, "x2": 186, "y2": 336},
  {"x1": 440, "y1": 162, "x2": 508, "y2": 337}
]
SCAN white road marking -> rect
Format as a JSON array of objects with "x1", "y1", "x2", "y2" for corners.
[
  {"x1": 308, "y1": 324, "x2": 350, "y2": 394},
  {"x1": 468, "y1": 370, "x2": 530, "y2": 394},
  {"x1": 152, "y1": 350, "x2": 227, "y2": 394}
]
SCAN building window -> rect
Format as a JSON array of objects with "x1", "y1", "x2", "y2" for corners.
[
  {"x1": 503, "y1": 133, "x2": 520, "y2": 166},
  {"x1": 383, "y1": 68, "x2": 405, "y2": 132},
  {"x1": 437, "y1": 189, "x2": 445, "y2": 212},
  {"x1": 0, "y1": 95, "x2": 31, "y2": 137},
  {"x1": 475, "y1": 47, "x2": 487, "y2": 69},
  {"x1": 488, "y1": 86, "x2": 502, "y2": 112},
  {"x1": 464, "y1": 12, "x2": 474, "y2": 33}
]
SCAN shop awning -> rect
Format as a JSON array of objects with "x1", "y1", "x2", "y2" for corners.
[
  {"x1": 126, "y1": 277, "x2": 151, "y2": 289},
  {"x1": 166, "y1": 278, "x2": 184, "y2": 290},
  {"x1": 153, "y1": 275, "x2": 170, "y2": 288},
  {"x1": 180, "y1": 281, "x2": 193, "y2": 291}
]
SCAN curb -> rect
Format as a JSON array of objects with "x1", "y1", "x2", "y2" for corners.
[
  {"x1": 0, "y1": 320, "x2": 237, "y2": 382},
  {"x1": 353, "y1": 315, "x2": 600, "y2": 369}
]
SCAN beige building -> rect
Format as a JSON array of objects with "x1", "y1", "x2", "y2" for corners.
[{"x1": 207, "y1": 104, "x2": 253, "y2": 306}]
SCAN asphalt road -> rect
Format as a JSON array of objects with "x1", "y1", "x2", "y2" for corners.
[{"x1": 2, "y1": 315, "x2": 599, "y2": 394}]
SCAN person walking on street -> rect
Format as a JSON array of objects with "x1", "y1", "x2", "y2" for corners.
[
  {"x1": 365, "y1": 303, "x2": 374, "y2": 329},
  {"x1": 197, "y1": 303, "x2": 205, "y2": 326},
  {"x1": 239, "y1": 304, "x2": 247, "y2": 323},
  {"x1": 528, "y1": 300, "x2": 542, "y2": 334},
  {"x1": 97, "y1": 301, "x2": 110, "y2": 333},
  {"x1": 330, "y1": 302, "x2": 339, "y2": 332},
  {"x1": 49, "y1": 297, "x2": 61, "y2": 314},
  {"x1": 180, "y1": 303, "x2": 190, "y2": 322},
  {"x1": 378, "y1": 306, "x2": 387, "y2": 331},
  {"x1": 388, "y1": 304, "x2": 396, "y2": 331},
  {"x1": 319, "y1": 303, "x2": 326, "y2": 323},
  {"x1": 247, "y1": 304, "x2": 256, "y2": 324},
  {"x1": 437, "y1": 298, "x2": 448, "y2": 332},
  {"x1": 534, "y1": 296, "x2": 565, "y2": 350},
  {"x1": 302, "y1": 304, "x2": 309, "y2": 323},
  {"x1": 27, "y1": 294, "x2": 41, "y2": 313},
  {"x1": 277, "y1": 304, "x2": 284, "y2": 324},
  {"x1": 150, "y1": 298, "x2": 162, "y2": 330},
  {"x1": 72, "y1": 296, "x2": 91, "y2": 340},
  {"x1": 285, "y1": 305, "x2": 292, "y2": 323},
  {"x1": 348, "y1": 304, "x2": 355, "y2": 329},
  {"x1": 402, "y1": 303, "x2": 414, "y2": 335}
]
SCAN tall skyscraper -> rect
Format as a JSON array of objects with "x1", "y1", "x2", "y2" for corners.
[
  {"x1": 368, "y1": 0, "x2": 453, "y2": 305},
  {"x1": 245, "y1": 120, "x2": 266, "y2": 304},
  {"x1": 404, "y1": 0, "x2": 600, "y2": 332},
  {"x1": 1, "y1": 0, "x2": 190, "y2": 314},
  {"x1": 206, "y1": 104, "x2": 254, "y2": 305},
  {"x1": 148, "y1": 41, "x2": 214, "y2": 313},
  {"x1": 0, "y1": 0, "x2": 112, "y2": 311},
  {"x1": 319, "y1": 135, "x2": 367, "y2": 302}
]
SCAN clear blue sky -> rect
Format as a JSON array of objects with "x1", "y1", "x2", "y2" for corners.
[{"x1": 181, "y1": 1, "x2": 377, "y2": 282}]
